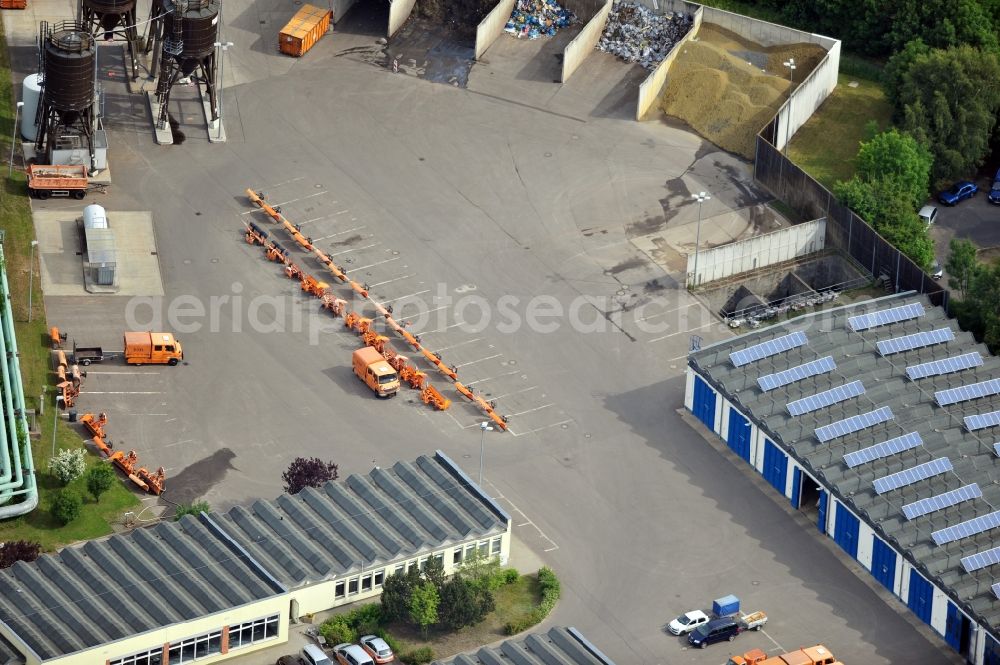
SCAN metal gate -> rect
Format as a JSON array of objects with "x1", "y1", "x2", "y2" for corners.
[
  {"x1": 727, "y1": 410, "x2": 752, "y2": 463},
  {"x1": 834, "y1": 502, "x2": 859, "y2": 558},
  {"x1": 762, "y1": 440, "x2": 787, "y2": 494},
  {"x1": 692, "y1": 375, "x2": 716, "y2": 431},
  {"x1": 871, "y1": 536, "x2": 896, "y2": 592},
  {"x1": 908, "y1": 569, "x2": 933, "y2": 624}
]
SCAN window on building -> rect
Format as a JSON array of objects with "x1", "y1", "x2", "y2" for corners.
[
  {"x1": 478, "y1": 540, "x2": 489, "y2": 557},
  {"x1": 361, "y1": 574, "x2": 373, "y2": 592},
  {"x1": 394, "y1": 564, "x2": 404, "y2": 577},
  {"x1": 408, "y1": 560, "x2": 418, "y2": 573},
  {"x1": 168, "y1": 630, "x2": 221, "y2": 664},
  {"x1": 229, "y1": 614, "x2": 280, "y2": 650},
  {"x1": 453, "y1": 547, "x2": 463, "y2": 565},
  {"x1": 374, "y1": 570, "x2": 385, "y2": 587},
  {"x1": 418, "y1": 557, "x2": 428, "y2": 570},
  {"x1": 465, "y1": 543, "x2": 476, "y2": 559},
  {"x1": 491, "y1": 537, "x2": 502, "y2": 556},
  {"x1": 335, "y1": 581, "x2": 346, "y2": 599},
  {"x1": 434, "y1": 552, "x2": 444, "y2": 565},
  {"x1": 111, "y1": 647, "x2": 163, "y2": 665},
  {"x1": 348, "y1": 578, "x2": 359, "y2": 594}
]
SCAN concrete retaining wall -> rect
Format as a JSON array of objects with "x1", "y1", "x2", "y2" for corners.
[
  {"x1": 772, "y1": 38, "x2": 840, "y2": 151},
  {"x1": 686, "y1": 218, "x2": 826, "y2": 286},
  {"x1": 635, "y1": 5, "x2": 702, "y2": 120},
  {"x1": 561, "y1": 0, "x2": 612, "y2": 82},
  {"x1": 389, "y1": 0, "x2": 419, "y2": 37},
  {"x1": 330, "y1": 0, "x2": 359, "y2": 23},
  {"x1": 475, "y1": 0, "x2": 516, "y2": 60}
]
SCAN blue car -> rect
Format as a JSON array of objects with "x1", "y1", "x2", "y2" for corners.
[
  {"x1": 988, "y1": 169, "x2": 1000, "y2": 205},
  {"x1": 939, "y1": 181, "x2": 978, "y2": 205}
]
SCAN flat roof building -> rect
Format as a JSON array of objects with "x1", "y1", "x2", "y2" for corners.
[
  {"x1": 685, "y1": 293, "x2": 1000, "y2": 665},
  {"x1": 431, "y1": 626, "x2": 617, "y2": 665}
]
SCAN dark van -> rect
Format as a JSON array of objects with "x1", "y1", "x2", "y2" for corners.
[{"x1": 688, "y1": 617, "x2": 741, "y2": 648}]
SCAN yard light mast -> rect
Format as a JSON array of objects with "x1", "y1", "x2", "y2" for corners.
[{"x1": 783, "y1": 58, "x2": 796, "y2": 154}]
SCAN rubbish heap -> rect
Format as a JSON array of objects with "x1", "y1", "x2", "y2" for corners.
[
  {"x1": 504, "y1": 0, "x2": 575, "y2": 39},
  {"x1": 597, "y1": 0, "x2": 692, "y2": 70}
]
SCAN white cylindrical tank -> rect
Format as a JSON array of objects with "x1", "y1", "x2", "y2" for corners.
[
  {"x1": 82, "y1": 204, "x2": 108, "y2": 229},
  {"x1": 20, "y1": 74, "x2": 41, "y2": 142}
]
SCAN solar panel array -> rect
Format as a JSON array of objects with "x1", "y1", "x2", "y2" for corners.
[
  {"x1": 935, "y1": 379, "x2": 1000, "y2": 407},
  {"x1": 873, "y1": 457, "x2": 953, "y2": 494},
  {"x1": 758, "y1": 356, "x2": 836, "y2": 392},
  {"x1": 966, "y1": 411, "x2": 1000, "y2": 432},
  {"x1": 730, "y1": 331, "x2": 808, "y2": 367},
  {"x1": 906, "y1": 352, "x2": 983, "y2": 381},
  {"x1": 932, "y1": 510, "x2": 1000, "y2": 546},
  {"x1": 902, "y1": 483, "x2": 982, "y2": 520},
  {"x1": 961, "y1": 545, "x2": 1000, "y2": 573},
  {"x1": 787, "y1": 381, "x2": 865, "y2": 416},
  {"x1": 877, "y1": 328, "x2": 954, "y2": 356},
  {"x1": 815, "y1": 407, "x2": 894, "y2": 443},
  {"x1": 844, "y1": 431, "x2": 923, "y2": 468},
  {"x1": 847, "y1": 302, "x2": 925, "y2": 332}
]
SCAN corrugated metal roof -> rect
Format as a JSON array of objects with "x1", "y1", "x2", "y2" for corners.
[
  {"x1": 0, "y1": 514, "x2": 284, "y2": 661},
  {"x1": 690, "y1": 292, "x2": 1000, "y2": 635},
  {"x1": 0, "y1": 634, "x2": 24, "y2": 665},
  {"x1": 84, "y1": 227, "x2": 116, "y2": 266},
  {"x1": 432, "y1": 627, "x2": 617, "y2": 665},
  {"x1": 216, "y1": 451, "x2": 510, "y2": 588}
]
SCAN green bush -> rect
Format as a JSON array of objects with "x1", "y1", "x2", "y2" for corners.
[
  {"x1": 504, "y1": 568, "x2": 561, "y2": 635},
  {"x1": 51, "y1": 490, "x2": 82, "y2": 525},
  {"x1": 399, "y1": 646, "x2": 434, "y2": 665},
  {"x1": 344, "y1": 603, "x2": 382, "y2": 636},
  {"x1": 319, "y1": 618, "x2": 355, "y2": 646},
  {"x1": 374, "y1": 629, "x2": 402, "y2": 655},
  {"x1": 501, "y1": 568, "x2": 520, "y2": 585}
]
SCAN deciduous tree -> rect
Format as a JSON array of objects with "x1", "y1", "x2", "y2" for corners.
[
  {"x1": 0, "y1": 540, "x2": 42, "y2": 568},
  {"x1": 282, "y1": 457, "x2": 338, "y2": 495}
]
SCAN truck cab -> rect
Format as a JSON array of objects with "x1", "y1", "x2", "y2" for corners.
[
  {"x1": 124, "y1": 332, "x2": 184, "y2": 365},
  {"x1": 353, "y1": 347, "x2": 399, "y2": 397}
]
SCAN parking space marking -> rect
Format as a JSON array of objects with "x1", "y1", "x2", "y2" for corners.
[
  {"x1": 240, "y1": 191, "x2": 328, "y2": 214},
  {"x1": 509, "y1": 419, "x2": 573, "y2": 438},
  {"x1": 335, "y1": 209, "x2": 350, "y2": 215},
  {"x1": 160, "y1": 439, "x2": 194, "y2": 448},
  {"x1": 488, "y1": 486, "x2": 559, "y2": 552},
  {"x1": 760, "y1": 630, "x2": 785, "y2": 653},
  {"x1": 296, "y1": 213, "x2": 340, "y2": 226},
  {"x1": 421, "y1": 304, "x2": 451, "y2": 316},
  {"x1": 352, "y1": 257, "x2": 400, "y2": 271},
  {"x1": 368, "y1": 274, "x2": 414, "y2": 288},
  {"x1": 378, "y1": 290, "x2": 430, "y2": 306},
  {"x1": 647, "y1": 321, "x2": 719, "y2": 343},
  {"x1": 87, "y1": 371, "x2": 160, "y2": 375},
  {"x1": 507, "y1": 403, "x2": 553, "y2": 417},
  {"x1": 87, "y1": 391, "x2": 163, "y2": 394},
  {"x1": 635, "y1": 301, "x2": 700, "y2": 322},
  {"x1": 432, "y1": 338, "x2": 482, "y2": 353},
  {"x1": 330, "y1": 242, "x2": 379, "y2": 256},
  {"x1": 314, "y1": 225, "x2": 366, "y2": 240},
  {"x1": 127, "y1": 413, "x2": 169, "y2": 416},
  {"x1": 262, "y1": 176, "x2": 305, "y2": 189},
  {"x1": 416, "y1": 320, "x2": 466, "y2": 335},
  {"x1": 469, "y1": 369, "x2": 521, "y2": 384},
  {"x1": 490, "y1": 385, "x2": 538, "y2": 400},
  {"x1": 454, "y1": 354, "x2": 502, "y2": 368}
]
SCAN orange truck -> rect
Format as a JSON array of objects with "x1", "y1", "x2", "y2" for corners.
[
  {"x1": 353, "y1": 347, "x2": 399, "y2": 397},
  {"x1": 124, "y1": 332, "x2": 184, "y2": 365},
  {"x1": 728, "y1": 646, "x2": 842, "y2": 665},
  {"x1": 27, "y1": 164, "x2": 89, "y2": 200}
]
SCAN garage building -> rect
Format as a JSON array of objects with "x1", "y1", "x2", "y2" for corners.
[
  {"x1": 686, "y1": 293, "x2": 1000, "y2": 665},
  {"x1": 0, "y1": 451, "x2": 510, "y2": 665}
]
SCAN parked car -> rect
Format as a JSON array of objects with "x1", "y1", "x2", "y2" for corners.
[
  {"x1": 359, "y1": 635, "x2": 394, "y2": 663},
  {"x1": 988, "y1": 168, "x2": 1000, "y2": 205},
  {"x1": 333, "y1": 643, "x2": 375, "y2": 665},
  {"x1": 276, "y1": 657, "x2": 303, "y2": 665},
  {"x1": 918, "y1": 205, "x2": 938, "y2": 226},
  {"x1": 302, "y1": 644, "x2": 334, "y2": 665},
  {"x1": 667, "y1": 610, "x2": 710, "y2": 635},
  {"x1": 930, "y1": 259, "x2": 943, "y2": 280},
  {"x1": 688, "y1": 617, "x2": 742, "y2": 649},
  {"x1": 938, "y1": 181, "x2": 978, "y2": 205}
]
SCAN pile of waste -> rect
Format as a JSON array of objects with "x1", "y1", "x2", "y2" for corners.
[
  {"x1": 504, "y1": 0, "x2": 575, "y2": 39},
  {"x1": 598, "y1": 0, "x2": 692, "y2": 70}
]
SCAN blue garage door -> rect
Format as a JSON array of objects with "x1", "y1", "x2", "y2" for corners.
[
  {"x1": 727, "y1": 410, "x2": 752, "y2": 462},
  {"x1": 908, "y1": 569, "x2": 933, "y2": 625},
  {"x1": 834, "y1": 502, "x2": 859, "y2": 559},
  {"x1": 985, "y1": 634, "x2": 1000, "y2": 665},
  {"x1": 692, "y1": 376, "x2": 716, "y2": 431},
  {"x1": 762, "y1": 440, "x2": 787, "y2": 494},
  {"x1": 791, "y1": 468, "x2": 801, "y2": 509},
  {"x1": 945, "y1": 603, "x2": 963, "y2": 651},
  {"x1": 817, "y1": 490, "x2": 827, "y2": 532},
  {"x1": 871, "y1": 536, "x2": 896, "y2": 592}
]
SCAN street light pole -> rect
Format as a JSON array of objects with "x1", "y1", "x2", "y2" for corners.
[
  {"x1": 28, "y1": 240, "x2": 38, "y2": 322},
  {"x1": 9, "y1": 101, "x2": 23, "y2": 177},
  {"x1": 213, "y1": 41, "x2": 233, "y2": 125},
  {"x1": 783, "y1": 58, "x2": 796, "y2": 154},
  {"x1": 691, "y1": 191, "x2": 710, "y2": 288},
  {"x1": 478, "y1": 421, "x2": 493, "y2": 486}
]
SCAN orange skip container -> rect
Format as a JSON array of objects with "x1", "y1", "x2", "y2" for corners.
[{"x1": 279, "y1": 4, "x2": 332, "y2": 57}]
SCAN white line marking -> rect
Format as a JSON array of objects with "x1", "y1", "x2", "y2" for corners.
[
  {"x1": 330, "y1": 242, "x2": 379, "y2": 256},
  {"x1": 455, "y1": 354, "x2": 502, "y2": 368},
  {"x1": 368, "y1": 274, "x2": 414, "y2": 288},
  {"x1": 315, "y1": 225, "x2": 366, "y2": 240},
  {"x1": 507, "y1": 403, "x2": 553, "y2": 417},
  {"x1": 296, "y1": 213, "x2": 339, "y2": 226},
  {"x1": 648, "y1": 321, "x2": 719, "y2": 342},
  {"x1": 517, "y1": 419, "x2": 573, "y2": 436},
  {"x1": 351, "y1": 257, "x2": 400, "y2": 271},
  {"x1": 490, "y1": 386, "x2": 538, "y2": 400},
  {"x1": 415, "y1": 320, "x2": 466, "y2": 335},
  {"x1": 760, "y1": 630, "x2": 785, "y2": 653},
  {"x1": 378, "y1": 290, "x2": 430, "y2": 306},
  {"x1": 670, "y1": 353, "x2": 690, "y2": 362},
  {"x1": 432, "y1": 338, "x2": 482, "y2": 353},
  {"x1": 517, "y1": 521, "x2": 531, "y2": 527},
  {"x1": 87, "y1": 391, "x2": 163, "y2": 395},
  {"x1": 635, "y1": 301, "x2": 700, "y2": 322},
  {"x1": 263, "y1": 176, "x2": 305, "y2": 189},
  {"x1": 543, "y1": 546, "x2": 560, "y2": 552},
  {"x1": 164, "y1": 418, "x2": 177, "y2": 423},
  {"x1": 469, "y1": 369, "x2": 521, "y2": 384},
  {"x1": 86, "y1": 371, "x2": 159, "y2": 375},
  {"x1": 335, "y1": 209, "x2": 350, "y2": 215},
  {"x1": 127, "y1": 413, "x2": 169, "y2": 416},
  {"x1": 421, "y1": 304, "x2": 451, "y2": 316},
  {"x1": 160, "y1": 439, "x2": 193, "y2": 448},
  {"x1": 240, "y1": 191, "x2": 327, "y2": 214}
]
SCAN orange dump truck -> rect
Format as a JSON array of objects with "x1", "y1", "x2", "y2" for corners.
[
  {"x1": 728, "y1": 646, "x2": 842, "y2": 665},
  {"x1": 353, "y1": 347, "x2": 399, "y2": 397},
  {"x1": 124, "y1": 332, "x2": 184, "y2": 365},
  {"x1": 27, "y1": 164, "x2": 88, "y2": 199}
]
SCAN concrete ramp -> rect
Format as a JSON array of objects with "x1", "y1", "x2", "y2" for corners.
[
  {"x1": 389, "y1": 0, "x2": 419, "y2": 36},
  {"x1": 561, "y1": 0, "x2": 611, "y2": 82},
  {"x1": 475, "y1": 0, "x2": 515, "y2": 60}
]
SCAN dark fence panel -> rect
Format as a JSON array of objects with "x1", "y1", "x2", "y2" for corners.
[{"x1": 753, "y1": 134, "x2": 948, "y2": 310}]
